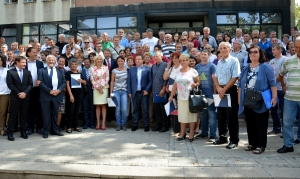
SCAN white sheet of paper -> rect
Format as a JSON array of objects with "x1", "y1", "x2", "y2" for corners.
[
  {"x1": 107, "y1": 98, "x2": 116, "y2": 107},
  {"x1": 164, "y1": 102, "x2": 171, "y2": 116},
  {"x1": 207, "y1": 98, "x2": 214, "y2": 106},
  {"x1": 213, "y1": 94, "x2": 231, "y2": 107},
  {"x1": 70, "y1": 74, "x2": 81, "y2": 88}
]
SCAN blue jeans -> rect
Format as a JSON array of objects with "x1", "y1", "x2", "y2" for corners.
[
  {"x1": 82, "y1": 93, "x2": 95, "y2": 127},
  {"x1": 297, "y1": 111, "x2": 300, "y2": 140},
  {"x1": 114, "y1": 90, "x2": 128, "y2": 126},
  {"x1": 282, "y1": 99, "x2": 300, "y2": 147},
  {"x1": 199, "y1": 104, "x2": 217, "y2": 137},
  {"x1": 132, "y1": 91, "x2": 150, "y2": 127},
  {"x1": 270, "y1": 90, "x2": 285, "y2": 131}
]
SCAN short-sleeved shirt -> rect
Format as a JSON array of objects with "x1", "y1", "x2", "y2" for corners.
[
  {"x1": 65, "y1": 71, "x2": 84, "y2": 94},
  {"x1": 161, "y1": 43, "x2": 176, "y2": 58},
  {"x1": 195, "y1": 62, "x2": 216, "y2": 97},
  {"x1": 198, "y1": 35, "x2": 218, "y2": 48},
  {"x1": 269, "y1": 56, "x2": 286, "y2": 90},
  {"x1": 279, "y1": 55, "x2": 300, "y2": 101},
  {"x1": 175, "y1": 68, "x2": 198, "y2": 100},
  {"x1": 168, "y1": 65, "x2": 182, "y2": 91},
  {"x1": 215, "y1": 55, "x2": 241, "y2": 85},
  {"x1": 101, "y1": 41, "x2": 113, "y2": 51},
  {"x1": 230, "y1": 50, "x2": 248, "y2": 70}
]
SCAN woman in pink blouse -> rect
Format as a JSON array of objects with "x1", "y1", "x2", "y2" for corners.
[{"x1": 90, "y1": 55, "x2": 109, "y2": 130}]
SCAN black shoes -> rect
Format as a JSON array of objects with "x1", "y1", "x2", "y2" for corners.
[
  {"x1": 294, "y1": 139, "x2": 300, "y2": 145},
  {"x1": 37, "y1": 129, "x2": 44, "y2": 134},
  {"x1": 152, "y1": 127, "x2": 162, "y2": 132},
  {"x1": 159, "y1": 127, "x2": 168, "y2": 132},
  {"x1": 20, "y1": 132, "x2": 28, "y2": 139},
  {"x1": 26, "y1": 129, "x2": 34, "y2": 135},
  {"x1": 277, "y1": 145, "x2": 294, "y2": 153},
  {"x1": 176, "y1": 134, "x2": 186, "y2": 141},
  {"x1": 43, "y1": 133, "x2": 48, "y2": 138},
  {"x1": 213, "y1": 138, "x2": 229, "y2": 145},
  {"x1": 267, "y1": 130, "x2": 281, "y2": 135},
  {"x1": 144, "y1": 126, "x2": 149, "y2": 132},
  {"x1": 52, "y1": 132, "x2": 64, "y2": 136},
  {"x1": 131, "y1": 126, "x2": 138, "y2": 131},
  {"x1": 226, "y1": 142, "x2": 238, "y2": 149},
  {"x1": 7, "y1": 134, "x2": 15, "y2": 141}
]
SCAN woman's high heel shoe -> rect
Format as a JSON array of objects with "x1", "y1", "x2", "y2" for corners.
[
  {"x1": 187, "y1": 138, "x2": 194, "y2": 142},
  {"x1": 176, "y1": 134, "x2": 186, "y2": 141},
  {"x1": 102, "y1": 125, "x2": 106, "y2": 130},
  {"x1": 96, "y1": 123, "x2": 100, "y2": 130}
]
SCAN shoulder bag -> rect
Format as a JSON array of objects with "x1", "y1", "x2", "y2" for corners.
[{"x1": 189, "y1": 87, "x2": 208, "y2": 113}]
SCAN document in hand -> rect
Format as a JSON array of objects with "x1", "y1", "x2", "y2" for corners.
[
  {"x1": 70, "y1": 74, "x2": 81, "y2": 88},
  {"x1": 262, "y1": 89, "x2": 279, "y2": 109},
  {"x1": 164, "y1": 101, "x2": 176, "y2": 116},
  {"x1": 213, "y1": 94, "x2": 231, "y2": 107},
  {"x1": 107, "y1": 98, "x2": 118, "y2": 107}
]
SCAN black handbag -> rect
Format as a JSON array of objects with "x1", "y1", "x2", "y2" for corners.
[
  {"x1": 189, "y1": 88, "x2": 208, "y2": 113},
  {"x1": 243, "y1": 89, "x2": 263, "y2": 110}
]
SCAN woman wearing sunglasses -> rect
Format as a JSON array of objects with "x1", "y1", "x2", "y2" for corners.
[{"x1": 238, "y1": 45, "x2": 277, "y2": 154}]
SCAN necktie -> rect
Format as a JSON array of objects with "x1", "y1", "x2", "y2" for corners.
[
  {"x1": 19, "y1": 70, "x2": 23, "y2": 83},
  {"x1": 49, "y1": 68, "x2": 53, "y2": 89},
  {"x1": 86, "y1": 69, "x2": 90, "y2": 80},
  {"x1": 107, "y1": 59, "x2": 111, "y2": 70}
]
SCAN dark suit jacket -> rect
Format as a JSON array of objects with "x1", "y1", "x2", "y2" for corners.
[
  {"x1": 81, "y1": 68, "x2": 93, "y2": 95},
  {"x1": 25, "y1": 60, "x2": 44, "y2": 71},
  {"x1": 38, "y1": 67, "x2": 66, "y2": 102},
  {"x1": 6, "y1": 68, "x2": 33, "y2": 100},
  {"x1": 127, "y1": 66, "x2": 152, "y2": 98},
  {"x1": 103, "y1": 58, "x2": 118, "y2": 74}
]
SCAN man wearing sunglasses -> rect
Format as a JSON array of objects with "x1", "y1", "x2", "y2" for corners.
[{"x1": 83, "y1": 39, "x2": 95, "y2": 58}]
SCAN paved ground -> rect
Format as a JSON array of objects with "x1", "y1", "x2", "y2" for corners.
[{"x1": 0, "y1": 126, "x2": 299, "y2": 179}]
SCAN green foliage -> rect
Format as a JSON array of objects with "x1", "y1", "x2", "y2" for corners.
[{"x1": 296, "y1": 3, "x2": 300, "y2": 28}]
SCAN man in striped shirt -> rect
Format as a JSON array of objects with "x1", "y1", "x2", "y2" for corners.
[
  {"x1": 161, "y1": 34, "x2": 175, "y2": 59},
  {"x1": 277, "y1": 37, "x2": 300, "y2": 153}
]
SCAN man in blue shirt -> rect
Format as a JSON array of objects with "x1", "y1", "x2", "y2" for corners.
[
  {"x1": 258, "y1": 31, "x2": 271, "y2": 51},
  {"x1": 118, "y1": 29, "x2": 129, "y2": 48}
]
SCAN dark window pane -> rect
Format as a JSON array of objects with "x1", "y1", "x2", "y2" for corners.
[
  {"x1": 77, "y1": 18, "x2": 95, "y2": 29},
  {"x1": 118, "y1": 17, "x2": 137, "y2": 27},
  {"x1": 40, "y1": 24, "x2": 57, "y2": 35},
  {"x1": 261, "y1": 13, "x2": 282, "y2": 23},
  {"x1": 22, "y1": 36, "x2": 38, "y2": 46},
  {"x1": 97, "y1": 29, "x2": 116, "y2": 38},
  {"x1": 217, "y1": 26, "x2": 237, "y2": 37},
  {"x1": 239, "y1": 25, "x2": 260, "y2": 34},
  {"x1": 4, "y1": 37, "x2": 16, "y2": 50},
  {"x1": 238, "y1": 13, "x2": 259, "y2": 24},
  {"x1": 97, "y1": 17, "x2": 116, "y2": 28},
  {"x1": 23, "y1": 25, "x2": 39, "y2": 35},
  {"x1": 59, "y1": 24, "x2": 70, "y2": 34},
  {"x1": 40, "y1": 35, "x2": 57, "y2": 44},
  {"x1": 217, "y1": 15, "x2": 236, "y2": 24},
  {"x1": 2, "y1": 28, "x2": 16, "y2": 36}
]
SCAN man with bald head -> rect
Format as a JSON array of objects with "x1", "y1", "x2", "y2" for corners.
[
  {"x1": 118, "y1": 29, "x2": 129, "y2": 47},
  {"x1": 190, "y1": 48, "x2": 199, "y2": 57},
  {"x1": 101, "y1": 32, "x2": 113, "y2": 51},
  {"x1": 198, "y1": 27, "x2": 217, "y2": 51},
  {"x1": 183, "y1": 42, "x2": 194, "y2": 55},
  {"x1": 232, "y1": 28, "x2": 244, "y2": 44}
]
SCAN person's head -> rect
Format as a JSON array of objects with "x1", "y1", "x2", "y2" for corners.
[
  {"x1": 165, "y1": 34, "x2": 172, "y2": 44},
  {"x1": 11, "y1": 42, "x2": 18, "y2": 51},
  {"x1": 189, "y1": 56, "x2": 197, "y2": 68},
  {"x1": 269, "y1": 31, "x2": 277, "y2": 39},
  {"x1": 287, "y1": 40, "x2": 295, "y2": 50},
  {"x1": 103, "y1": 49, "x2": 111, "y2": 59},
  {"x1": 127, "y1": 56, "x2": 134, "y2": 67},
  {"x1": 259, "y1": 31, "x2": 267, "y2": 40},
  {"x1": 154, "y1": 51, "x2": 163, "y2": 64},
  {"x1": 236, "y1": 28, "x2": 242, "y2": 37},
  {"x1": 270, "y1": 37, "x2": 278, "y2": 45},
  {"x1": 195, "y1": 52, "x2": 201, "y2": 63},
  {"x1": 282, "y1": 34, "x2": 289, "y2": 44},
  {"x1": 77, "y1": 51, "x2": 84, "y2": 61},
  {"x1": 118, "y1": 29, "x2": 125, "y2": 39},
  {"x1": 96, "y1": 43, "x2": 102, "y2": 52},
  {"x1": 187, "y1": 42, "x2": 194, "y2": 50},
  {"x1": 272, "y1": 43, "x2": 283, "y2": 57},
  {"x1": 190, "y1": 48, "x2": 198, "y2": 56},
  {"x1": 51, "y1": 46, "x2": 59, "y2": 57},
  {"x1": 223, "y1": 33, "x2": 232, "y2": 43},
  {"x1": 216, "y1": 51, "x2": 222, "y2": 60},
  {"x1": 158, "y1": 30, "x2": 165, "y2": 40},
  {"x1": 247, "y1": 45, "x2": 266, "y2": 63},
  {"x1": 34, "y1": 42, "x2": 41, "y2": 52},
  {"x1": 76, "y1": 39, "x2": 82, "y2": 45},
  {"x1": 146, "y1": 29, "x2": 153, "y2": 38},
  {"x1": 291, "y1": 27, "x2": 298, "y2": 35},
  {"x1": 293, "y1": 31, "x2": 300, "y2": 39},
  {"x1": 157, "y1": 39, "x2": 164, "y2": 46},
  {"x1": 0, "y1": 37, "x2": 5, "y2": 44},
  {"x1": 142, "y1": 32, "x2": 147, "y2": 39},
  {"x1": 119, "y1": 50, "x2": 126, "y2": 57},
  {"x1": 68, "y1": 36, "x2": 75, "y2": 45},
  {"x1": 133, "y1": 32, "x2": 140, "y2": 41},
  {"x1": 84, "y1": 39, "x2": 90, "y2": 48},
  {"x1": 289, "y1": 46, "x2": 296, "y2": 55},
  {"x1": 243, "y1": 32, "x2": 250, "y2": 42},
  {"x1": 195, "y1": 32, "x2": 200, "y2": 39},
  {"x1": 170, "y1": 52, "x2": 181, "y2": 66},
  {"x1": 188, "y1": 31, "x2": 195, "y2": 39},
  {"x1": 180, "y1": 35, "x2": 188, "y2": 44},
  {"x1": 46, "y1": 55, "x2": 56, "y2": 68},
  {"x1": 69, "y1": 58, "x2": 78, "y2": 70},
  {"x1": 88, "y1": 52, "x2": 96, "y2": 61},
  {"x1": 135, "y1": 44, "x2": 143, "y2": 54},
  {"x1": 126, "y1": 34, "x2": 133, "y2": 42},
  {"x1": 182, "y1": 31, "x2": 188, "y2": 37},
  {"x1": 94, "y1": 55, "x2": 104, "y2": 67},
  {"x1": 203, "y1": 27, "x2": 210, "y2": 36},
  {"x1": 143, "y1": 52, "x2": 152, "y2": 63},
  {"x1": 219, "y1": 42, "x2": 231, "y2": 58},
  {"x1": 65, "y1": 44, "x2": 72, "y2": 54},
  {"x1": 92, "y1": 34, "x2": 97, "y2": 42},
  {"x1": 200, "y1": 49, "x2": 209, "y2": 63},
  {"x1": 58, "y1": 56, "x2": 66, "y2": 69},
  {"x1": 102, "y1": 32, "x2": 108, "y2": 42},
  {"x1": 15, "y1": 56, "x2": 27, "y2": 69},
  {"x1": 175, "y1": 43, "x2": 182, "y2": 52},
  {"x1": 154, "y1": 45, "x2": 162, "y2": 52},
  {"x1": 124, "y1": 47, "x2": 132, "y2": 56},
  {"x1": 252, "y1": 30, "x2": 259, "y2": 38},
  {"x1": 7, "y1": 50, "x2": 14, "y2": 60},
  {"x1": 44, "y1": 37, "x2": 50, "y2": 45},
  {"x1": 216, "y1": 33, "x2": 223, "y2": 42},
  {"x1": 143, "y1": 44, "x2": 150, "y2": 52},
  {"x1": 59, "y1": 34, "x2": 65, "y2": 43},
  {"x1": 113, "y1": 36, "x2": 120, "y2": 46},
  {"x1": 49, "y1": 39, "x2": 55, "y2": 47},
  {"x1": 179, "y1": 54, "x2": 190, "y2": 67},
  {"x1": 83, "y1": 58, "x2": 91, "y2": 69},
  {"x1": 19, "y1": 44, "x2": 25, "y2": 52},
  {"x1": 233, "y1": 39, "x2": 242, "y2": 51},
  {"x1": 252, "y1": 37, "x2": 259, "y2": 45},
  {"x1": 82, "y1": 34, "x2": 89, "y2": 40},
  {"x1": 173, "y1": 33, "x2": 179, "y2": 42},
  {"x1": 135, "y1": 55, "x2": 143, "y2": 66},
  {"x1": 40, "y1": 51, "x2": 48, "y2": 61},
  {"x1": 26, "y1": 47, "x2": 37, "y2": 59},
  {"x1": 202, "y1": 37, "x2": 209, "y2": 46},
  {"x1": 0, "y1": 54, "x2": 7, "y2": 68},
  {"x1": 204, "y1": 44, "x2": 212, "y2": 54},
  {"x1": 116, "y1": 56, "x2": 125, "y2": 67},
  {"x1": 1, "y1": 44, "x2": 8, "y2": 53},
  {"x1": 294, "y1": 37, "x2": 300, "y2": 57}
]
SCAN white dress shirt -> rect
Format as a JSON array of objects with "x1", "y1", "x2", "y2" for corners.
[
  {"x1": 27, "y1": 59, "x2": 38, "y2": 87},
  {"x1": 48, "y1": 67, "x2": 58, "y2": 90},
  {"x1": 0, "y1": 67, "x2": 10, "y2": 94},
  {"x1": 137, "y1": 65, "x2": 143, "y2": 90}
]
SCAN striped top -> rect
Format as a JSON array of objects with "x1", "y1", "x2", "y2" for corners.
[
  {"x1": 161, "y1": 43, "x2": 176, "y2": 58},
  {"x1": 112, "y1": 69, "x2": 128, "y2": 91},
  {"x1": 279, "y1": 54, "x2": 300, "y2": 101}
]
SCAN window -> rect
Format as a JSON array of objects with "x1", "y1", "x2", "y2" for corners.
[
  {"x1": 77, "y1": 18, "x2": 95, "y2": 29},
  {"x1": 97, "y1": 17, "x2": 116, "y2": 29},
  {"x1": 5, "y1": 0, "x2": 18, "y2": 4},
  {"x1": 23, "y1": 0, "x2": 36, "y2": 2},
  {"x1": 238, "y1": 13, "x2": 259, "y2": 24},
  {"x1": 217, "y1": 15, "x2": 236, "y2": 24},
  {"x1": 118, "y1": 17, "x2": 137, "y2": 27},
  {"x1": 261, "y1": 13, "x2": 282, "y2": 23},
  {"x1": 1, "y1": 28, "x2": 17, "y2": 49}
]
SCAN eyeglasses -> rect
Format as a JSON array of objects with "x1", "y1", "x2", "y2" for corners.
[
  {"x1": 249, "y1": 51, "x2": 259, "y2": 54},
  {"x1": 182, "y1": 39, "x2": 187, "y2": 41},
  {"x1": 179, "y1": 59, "x2": 189, "y2": 62},
  {"x1": 84, "y1": 42, "x2": 89, "y2": 44}
]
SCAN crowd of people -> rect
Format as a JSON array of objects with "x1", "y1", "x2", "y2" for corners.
[{"x1": 0, "y1": 26, "x2": 300, "y2": 155}]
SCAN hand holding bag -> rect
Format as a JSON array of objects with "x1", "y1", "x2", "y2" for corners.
[{"x1": 189, "y1": 88, "x2": 208, "y2": 113}]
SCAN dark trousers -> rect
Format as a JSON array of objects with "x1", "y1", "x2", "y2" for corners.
[
  {"x1": 153, "y1": 102, "x2": 168, "y2": 129},
  {"x1": 82, "y1": 93, "x2": 95, "y2": 127},
  {"x1": 67, "y1": 92, "x2": 84, "y2": 129},
  {"x1": 270, "y1": 90, "x2": 284, "y2": 131},
  {"x1": 26, "y1": 87, "x2": 43, "y2": 130},
  {"x1": 217, "y1": 85, "x2": 239, "y2": 143},
  {"x1": 132, "y1": 91, "x2": 150, "y2": 127},
  {"x1": 41, "y1": 99, "x2": 60, "y2": 134},
  {"x1": 244, "y1": 107, "x2": 269, "y2": 148},
  {"x1": 7, "y1": 99, "x2": 29, "y2": 134}
]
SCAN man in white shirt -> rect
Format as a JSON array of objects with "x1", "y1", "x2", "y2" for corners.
[
  {"x1": 62, "y1": 36, "x2": 81, "y2": 55},
  {"x1": 142, "y1": 28, "x2": 159, "y2": 53},
  {"x1": 95, "y1": 43, "x2": 105, "y2": 59},
  {"x1": 232, "y1": 28, "x2": 244, "y2": 44},
  {"x1": 241, "y1": 32, "x2": 252, "y2": 51}
]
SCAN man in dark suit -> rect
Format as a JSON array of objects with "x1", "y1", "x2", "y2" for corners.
[
  {"x1": 81, "y1": 58, "x2": 95, "y2": 129},
  {"x1": 38, "y1": 55, "x2": 66, "y2": 138},
  {"x1": 6, "y1": 56, "x2": 33, "y2": 141},
  {"x1": 128, "y1": 55, "x2": 152, "y2": 132},
  {"x1": 25, "y1": 47, "x2": 44, "y2": 135}
]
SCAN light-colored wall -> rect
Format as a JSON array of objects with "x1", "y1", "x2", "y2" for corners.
[
  {"x1": 0, "y1": 0, "x2": 70, "y2": 25},
  {"x1": 290, "y1": 0, "x2": 296, "y2": 27}
]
